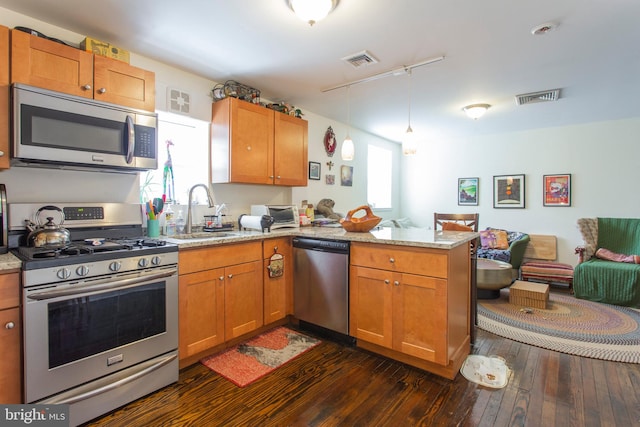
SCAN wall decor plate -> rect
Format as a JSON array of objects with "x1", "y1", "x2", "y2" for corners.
[{"x1": 324, "y1": 126, "x2": 336, "y2": 156}]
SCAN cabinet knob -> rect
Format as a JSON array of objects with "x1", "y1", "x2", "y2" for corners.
[
  {"x1": 228, "y1": 274, "x2": 233, "y2": 279},
  {"x1": 0, "y1": 151, "x2": 4, "y2": 157},
  {"x1": 82, "y1": 84, "x2": 92, "y2": 91},
  {"x1": 384, "y1": 279, "x2": 390, "y2": 285},
  {"x1": 219, "y1": 276, "x2": 224, "y2": 281},
  {"x1": 276, "y1": 176, "x2": 281, "y2": 179},
  {"x1": 98, "y1": 88, "x2": 107, "y2": 94},
  {"x1": 269, "y1": 175, "x2": 274, "y2": 179},
  {"x1": 5, "y1": 321, "x2": 15, "y2": 330},
  {"x1": 389, "y1": 257, "x2": 395, "y2": 263},
  {"x1": 393, "y1": 281, "x2": 400, "y2": 287},
  {"x1": 246, "y1": 146, "x2": 252, "y2": 151}
]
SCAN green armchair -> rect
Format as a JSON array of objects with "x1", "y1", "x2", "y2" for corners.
[{"x1": 574, "y1": 217, "x2": 640, "y2": 307}]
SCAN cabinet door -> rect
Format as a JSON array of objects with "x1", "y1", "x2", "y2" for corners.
[
  {"x1": 263, "y1": 238, "x2": 292, "y2": 324},
  {"x1": 228, "y1": 98, "x2": 274, "y2": 184},
  {"x1": 11, "y1": 29, "x2": 93, "y2": 98},
  {"x1": 225, "y1": 260, "x2": 264, "y2": 339},
  {"x1": 0, "y1": 25, "x2": 9, "y2": 169},
  {"x1": 274, "y1": 113, "x2": 308, "y2": 186},
  {"x1": 0, "y1": 307, "x2": 22, "y2": 403},
  {"x1": 179, "y1": 269, "x2": 225, "y2": 359},
  {"x1": 349, "y1": 266, "x2": 393, "y2": 348},
  {"x1": 393, "y1": 273, "x2": 448, "y2": 365},
  {"x1": 93, "y1": 55, "x2": 155, "y2": 111}
]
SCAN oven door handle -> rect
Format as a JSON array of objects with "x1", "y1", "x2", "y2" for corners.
[
  {"x1": 39, "y1": 352, "x2": 177, "y2": 405},
  {"x1": 26, "y1": 267, "x2": 177, "y2": 301}
]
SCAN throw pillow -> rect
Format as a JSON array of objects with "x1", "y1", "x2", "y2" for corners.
[
  {"x1": 595, "y1": 247, "x2": 640, "y2": 264},
  {"x1": 480, "y1": 229, "x2": 509, "y2": 249},
  {"x1": 442, "y1": 222, "x2": 473, "y2": 232}
]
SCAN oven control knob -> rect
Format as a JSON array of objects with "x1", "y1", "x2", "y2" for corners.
[
  {"x1": 57, "y1": 268, "x2": 72, "y2": 280},
  {"x1": 151, "y1": 256, "x2": 162, "y2": 266},
  {"x1": 109, "y1": 261, "x2": 122, "y2": 272},
  {"x1": 138, "y1": 258, "x2": 149, "y2": 268},
  {"x1": 76, "y1": 265, "x2": 90, "y2": 277}
]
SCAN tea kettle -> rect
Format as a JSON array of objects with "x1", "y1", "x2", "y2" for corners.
[{"x1": 26, "y1": 205, "x2": 71, "y2": 248}]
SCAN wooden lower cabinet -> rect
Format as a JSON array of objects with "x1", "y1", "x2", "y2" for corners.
[
  {"x1": 263, "y1": 237, "x2": 293, "y2": 324},
  {"x1": 0, "y1": 271, "x2": 21, "y2": 403},
  {"x1": 349, "y1": 242, "x2": 471, "y2": 379},
  {"x1": 178, "y1": 242, "x2": 263, "y2": 364}
]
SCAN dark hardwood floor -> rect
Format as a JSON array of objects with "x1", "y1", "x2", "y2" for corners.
[{"x1": 84, "y1": 325, "x2": 640, "y2": 427}]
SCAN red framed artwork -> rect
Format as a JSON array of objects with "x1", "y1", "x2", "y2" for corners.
[{"x1": 543, "y1": 174, "x2": 571, "y2": 207}]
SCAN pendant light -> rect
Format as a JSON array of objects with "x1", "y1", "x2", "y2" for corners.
[
  {"x1": 402, "y1": 69, "x2": 417, "y2": 155},
  {"x1": 341, "y1": 85, "x2": 355, "y2": 161}
]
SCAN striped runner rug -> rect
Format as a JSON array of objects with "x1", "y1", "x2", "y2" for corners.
[{"x1": 477, "y1": 289, "x2": 640, "y2": 363}]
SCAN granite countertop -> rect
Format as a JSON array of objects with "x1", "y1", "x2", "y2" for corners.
[
  {"x1": 165, "y1": 226, "x2": 479, "y2": 250},
  {"x1": 0, "y1": 251, "x2": 24, "y2": 271},
  {"x1": 0, "y1": 227, "x2": 478, "y2": 271}
]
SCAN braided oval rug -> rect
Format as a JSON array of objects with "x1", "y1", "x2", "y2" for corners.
[{"x1": 477, "y1": 289, "x2": 640, "y2": 363}]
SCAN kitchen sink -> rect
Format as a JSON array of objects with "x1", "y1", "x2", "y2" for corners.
[{"x1": 170, "y1": 232, "x2": 240, "y2": 240}]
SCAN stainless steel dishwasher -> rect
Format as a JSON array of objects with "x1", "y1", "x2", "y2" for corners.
[{"x1": 293, "y1": 237, "x2": 350, "y2": 339}]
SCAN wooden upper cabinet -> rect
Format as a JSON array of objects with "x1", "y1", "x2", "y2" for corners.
[
  {"x1": 211, "y1": 97, "x2": 308, "y2": 186},
  {"x1": 11, "y1": 29, "x2": 94, "y2": 98},
  {"x1": 11, "y1": 29, "x2": 155, "y2": 111},
  {"x1": 274, "y1": 112, "x2": 308, "y2": 186},
  {"x1": 93, "y1": 55, "x2": 155, "y2": 111},
  {"x1": 0, "y1": 25, "x2": 9, "y2": 169}
]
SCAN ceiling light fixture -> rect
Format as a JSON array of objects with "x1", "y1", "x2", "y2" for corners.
[
  {"x1": 288, "y1": 0, "x2": 339, "y2": 26},
  {"x1": 402, "y1": 69, "x2": 417, "y2": 156},
  {"x1": 462, "y1": 103, "x2": 491, "y2": 120},
  {"x1": 341, "y1": 85, "x2": 354, "y2": 161}
]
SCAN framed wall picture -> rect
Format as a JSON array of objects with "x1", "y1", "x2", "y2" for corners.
[
  {"x1": 340, "y1": 165, "x2": 353, "y2": 186},
  {"x1": 543, "y1": 174, "x2": 571, "y2": 206},
  {"x1": 458, "y1": 177, "x2": 479, "y2": 206},
  {"x1": 493, "y1": 174, "x2": 525, "y2": 208},
  {"x1": 308, "y1": 162, "x2": 321, "y2": 180},
  {"x1": 325, "y1": 174, "x2": 335, "y2": 185}
]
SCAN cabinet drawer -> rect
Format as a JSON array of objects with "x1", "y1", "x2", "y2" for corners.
[
  {"x1": 0, "y1": 272, "x2": 20, "y2": 310},
  {"x1": 179, "y1": 241, "x2": 262, "y2": 275},
  {"x1": 351, "y1": 243, "x2": 448, "y2": 278},
  {"x1": 263, "y1": 237, "x2": 290, "y2": 259}
]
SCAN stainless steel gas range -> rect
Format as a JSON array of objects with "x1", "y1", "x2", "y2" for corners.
[{"x1": 9, "y1": 203, "x2": 179, "y2": 427}]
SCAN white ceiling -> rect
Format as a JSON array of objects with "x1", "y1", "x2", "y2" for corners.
[{"x1": 2, "y1": 0, "x2": 639, "y2": 143}]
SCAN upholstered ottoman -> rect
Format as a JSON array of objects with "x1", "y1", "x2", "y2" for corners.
[{"x1": 521, "y1": 261, "x2": 574, "y2": 293}]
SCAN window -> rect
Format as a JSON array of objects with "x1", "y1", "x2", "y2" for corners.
[
  {"x1": 140, "y1": 111, "x2": 209, "y2": 204},
  {"x1": 367, "y1": 144, "x2": 392, "y2": 209}
]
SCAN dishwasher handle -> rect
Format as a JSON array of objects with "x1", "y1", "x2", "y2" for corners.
[{"x1": 292, "y1": 237, "x2": 350, "y2": 254}]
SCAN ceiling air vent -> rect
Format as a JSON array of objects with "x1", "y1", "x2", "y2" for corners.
[
  {"x1": 167, "y1": 87, "x2": 191, "y2": 115},
  {"x1": 342, "y1": 50, "x2": 379, "y2": 68},
  {"x1": 515, "y1": 89, "x2": 561, "y2": 105}
]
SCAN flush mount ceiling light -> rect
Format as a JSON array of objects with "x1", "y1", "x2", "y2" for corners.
[
  {"x1": 288, "y1": 0, "x2": 339, "y2": 26},
  {"x1": 462, "y1": 103, "x2": 491, "y2": 120}
]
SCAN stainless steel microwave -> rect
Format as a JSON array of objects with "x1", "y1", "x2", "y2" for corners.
[
  {"x1": 12, "y1": 84, "x2": 158, "y2": 173},
  {"x1": 251, "y1": 204, "x2": 300, "y2": 229}
]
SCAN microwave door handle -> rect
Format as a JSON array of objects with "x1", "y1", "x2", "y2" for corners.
[{"x1": 125, "y1": 115, "x2": 135, "y2": 164}]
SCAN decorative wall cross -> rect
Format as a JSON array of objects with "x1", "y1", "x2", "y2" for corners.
[{"x1": 326, "y1": 161, "x2": 334, "y2": 170}]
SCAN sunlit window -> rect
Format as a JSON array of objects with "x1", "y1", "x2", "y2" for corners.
[
  {"x1": 140, "y1": 111, "x2": 209, "y2": 204},
  {"x1": 367, "y1": 144, "x2": 392, "y2": 209}
]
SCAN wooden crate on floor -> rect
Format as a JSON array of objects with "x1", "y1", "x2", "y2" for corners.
[{"x1": 509, "y1": 280, "x2": 549, "y2": 309}]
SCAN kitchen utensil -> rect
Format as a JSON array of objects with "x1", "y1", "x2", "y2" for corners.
[
  {"x1": 339, "y1": 205, "x2": 381, "y2": 232},
  {"x1": 26, "y1": 205, "x2": 71, "y2": 248}
]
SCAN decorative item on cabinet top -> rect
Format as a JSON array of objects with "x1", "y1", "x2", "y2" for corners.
[{"x1": 212, "y1": 80, "x2": 261, "y2": 104}]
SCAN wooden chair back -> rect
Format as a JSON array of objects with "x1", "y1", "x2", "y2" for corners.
[{"x1": 434, "y1": 213, "x2": 479, "y2": 232}]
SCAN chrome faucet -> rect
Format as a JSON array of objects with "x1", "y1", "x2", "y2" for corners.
[{"x1": 185, "y1": 184, "x2": 215, "y2": 234}]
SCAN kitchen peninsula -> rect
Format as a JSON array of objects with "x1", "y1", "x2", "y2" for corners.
[{"x1": 169, "y1": 226, "x2": 477, "y2": 380}]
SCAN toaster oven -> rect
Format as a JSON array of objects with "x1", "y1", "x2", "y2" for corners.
[{"x1": 250, "y1": 205, "x2": 300, "y2": 229}]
